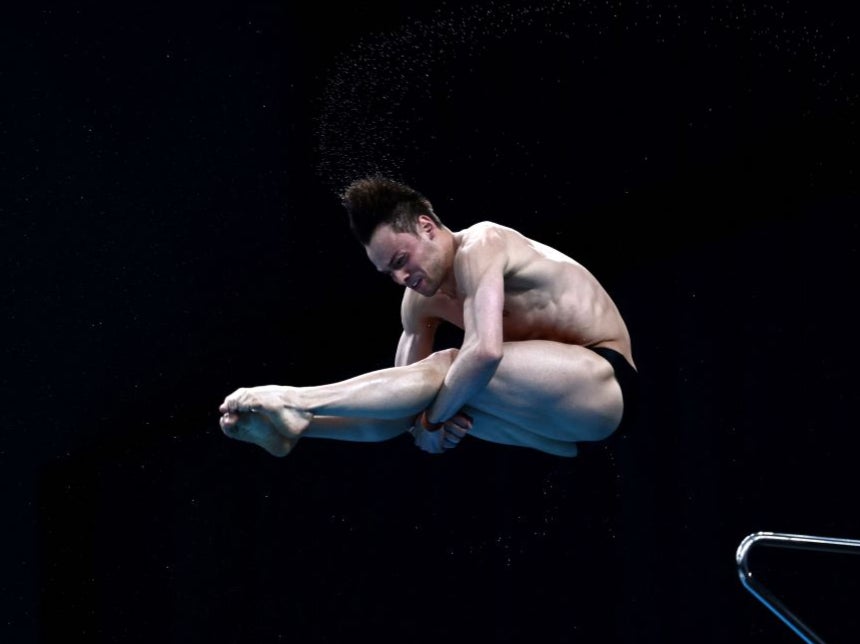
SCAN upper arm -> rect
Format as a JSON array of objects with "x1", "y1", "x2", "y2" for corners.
[
  {"x1": 394, "y1": 294, "x2": 440, "y2": 367},
  {"x1": 456, "y1": 228, "x2": 507, "y2": 359}
]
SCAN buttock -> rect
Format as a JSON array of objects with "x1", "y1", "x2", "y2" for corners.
[{"x1": 588, "y1": 346, "x2": 639, "y2": 434}]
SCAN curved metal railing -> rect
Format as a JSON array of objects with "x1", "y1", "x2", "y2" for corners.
[{"x1": 736, "y1": 531, "x2": 860, "y2": 643}]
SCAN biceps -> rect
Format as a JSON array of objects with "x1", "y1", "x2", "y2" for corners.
[
  {"x1": 463, "y1": 278, "x2": 505, "y2": 356},
  {"x1": 456, "y1": 241, "x2": 507, "y2": 353}
]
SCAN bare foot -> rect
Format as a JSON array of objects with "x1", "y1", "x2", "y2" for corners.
[
  {"x1": 270, "y1": 404, "x2": 313, "y2": 438},
  {"x1": 220, "y1": 410, "x2": 297, "y2": 457},
  {"x1": 219, "y1": 385, "x2": 313, "y2": 437}
]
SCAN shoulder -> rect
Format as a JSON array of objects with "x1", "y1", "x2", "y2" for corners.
[
  {"x1": 456, "y1": 221, "x2": 522, "y2": 254},
  {"x1": 458, "y1": 220, "x2": 513, "y2": 239},
  {"x1": 461, "y1": 220, "x2": 578, "y2": 266},
  {"x1": 454, "y1": 221, "x2": 535, "y2": 271}
]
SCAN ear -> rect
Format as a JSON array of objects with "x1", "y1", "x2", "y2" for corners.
[{"x1": 417, "y1": 214, "x2": 435, "y2": 238}]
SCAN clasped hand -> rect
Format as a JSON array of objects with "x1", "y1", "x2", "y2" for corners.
[{"x1": 410, "y1": 411, "x2": 473, "y2": 454}]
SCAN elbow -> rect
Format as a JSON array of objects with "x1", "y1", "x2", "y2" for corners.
[
  {"x1": 461, "y1": 331, "x2": 504, "y2": 371},
  {"x1": 472, "y1": 343, "x2": 504, "y2": 370}
]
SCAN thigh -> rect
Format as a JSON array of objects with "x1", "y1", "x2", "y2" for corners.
[
  {"x1": 466, "y1": 340, "x2": 624, "y2": 442},
  {"x1": 464, "y1": 408, "x2": 580, "y2": 457}
]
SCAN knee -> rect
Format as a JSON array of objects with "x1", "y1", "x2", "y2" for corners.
[
  {"x1": 419, "y1": 348, "x2": 459, "y2": 378},
  {"x1": 433, "y1": 347, "x2": 459, "y2": 362},
  {"x1": 432, "y1": 347, "x2": 459, "y2": 366}
]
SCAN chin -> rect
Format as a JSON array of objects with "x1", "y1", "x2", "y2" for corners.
[{"x1": 418, "y1": 283, "x2": 437, "y2": 297}]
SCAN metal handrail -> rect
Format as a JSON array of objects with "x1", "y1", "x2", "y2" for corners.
[{"x1": 736, "y1": 531, "x2": 860, "y2": 644}]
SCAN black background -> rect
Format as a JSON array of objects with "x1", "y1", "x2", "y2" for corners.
[{"x1": 3, "y1": 1, "x2": 859, "y2": 642}]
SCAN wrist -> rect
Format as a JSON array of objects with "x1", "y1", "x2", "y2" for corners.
[{"x1": 420, "y1": 410, "x2": 443, "y2": 431}]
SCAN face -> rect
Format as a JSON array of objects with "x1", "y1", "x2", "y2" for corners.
[{"x1": 365, "y1": 216, "x2": 446, "y2": 297}]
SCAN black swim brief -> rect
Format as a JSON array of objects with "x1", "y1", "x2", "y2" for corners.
[{"x1": 589, "y1": 346, "x2": 639, "y2": 435}]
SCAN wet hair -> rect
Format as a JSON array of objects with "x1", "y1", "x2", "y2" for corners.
[{"x1": 340, "y1": 175, "x2": 442, "y2": 245}]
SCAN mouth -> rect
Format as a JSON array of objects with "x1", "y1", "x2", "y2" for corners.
[{"x1": 408, "y1": 277, "x2": 422, "y2": 290}]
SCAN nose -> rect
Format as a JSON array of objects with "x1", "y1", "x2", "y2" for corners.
[{"x1": 391, "y1": 268, "x2": 408, "y2": 286}]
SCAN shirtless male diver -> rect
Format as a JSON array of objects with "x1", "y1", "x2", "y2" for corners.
[{"x1": 218, "y1": 176, "x2": 638, "y2": 458}]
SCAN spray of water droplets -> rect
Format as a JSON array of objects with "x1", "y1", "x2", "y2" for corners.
[{"x1": 313, "y1": 0, "x2": 855, "y2": 196}]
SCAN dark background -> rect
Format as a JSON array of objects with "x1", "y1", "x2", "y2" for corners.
[{"x1": 3, "y1": 1, "x2": 859, "y2": 642}]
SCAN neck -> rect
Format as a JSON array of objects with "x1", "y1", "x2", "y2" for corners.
[{"x1": 437, "y1": 228, "x2": 459, "y2": 298}]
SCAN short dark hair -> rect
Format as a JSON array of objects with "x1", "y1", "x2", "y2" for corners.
[{"x1": 340, "y1": 175, "x2": 442, "y2": 245}]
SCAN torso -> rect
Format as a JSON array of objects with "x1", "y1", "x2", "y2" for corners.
[{"x1": 405, "y1": 221, "x2": 635, "y2": 368}]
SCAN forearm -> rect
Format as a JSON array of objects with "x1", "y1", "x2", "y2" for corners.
[{"x1": 425, "y1": 348, "x2": 500, "y2": 424}]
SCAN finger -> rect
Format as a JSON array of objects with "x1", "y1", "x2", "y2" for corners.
[
  {"x1": 443, "y1": 423, "x2": 468, "y2": 438},
  {"x1": 450, "y1": 414, "x2": 473, "y2": 429},
  {"x1": 441, "y1": 431, "x2": 460, "y2": 448}
]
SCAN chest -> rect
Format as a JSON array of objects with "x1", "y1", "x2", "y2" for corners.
[{"x1": 430, "y1": 289, "x2": 555, "y2": 336}]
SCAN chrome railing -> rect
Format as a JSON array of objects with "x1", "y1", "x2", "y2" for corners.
[{"x1": 736, "y1": 531, "x2": 860, "y2": 644}]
